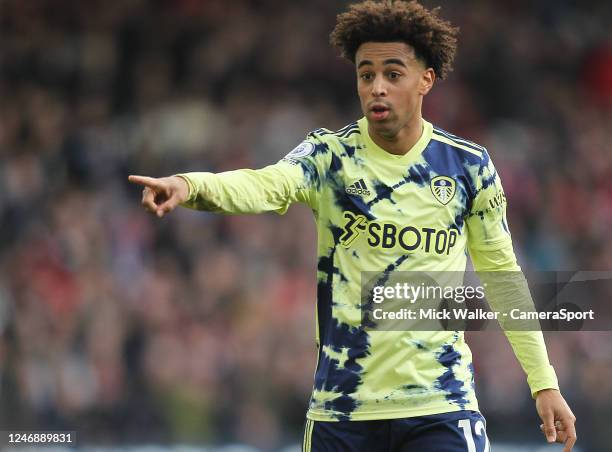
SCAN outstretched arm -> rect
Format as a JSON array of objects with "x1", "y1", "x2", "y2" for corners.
[
  {"x1": 129, "y1": 135, "x2": 330, "y2": 217},
  {"x1": 173, "y1": 163, "x2": 317, "y2": 215}
]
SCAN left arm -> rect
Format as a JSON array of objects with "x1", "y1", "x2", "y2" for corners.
[{"x1": 466, "y1": 151, "x2": 576, "y2": 452}]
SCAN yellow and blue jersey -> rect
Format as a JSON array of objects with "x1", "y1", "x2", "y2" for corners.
[{"x1": 178, "y1": 118, "x2": 558, "y2": 422}]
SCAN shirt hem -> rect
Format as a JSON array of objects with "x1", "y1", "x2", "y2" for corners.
[{"x1": 306, "y1": 402, "x2": 480, "y2": 422}]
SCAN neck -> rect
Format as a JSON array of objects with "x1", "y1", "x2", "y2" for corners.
[{"x1": 368, "y1": 114, "x2": 424, "y2": 156}]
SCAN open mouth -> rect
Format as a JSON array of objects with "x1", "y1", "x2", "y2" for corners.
[{"x1": 370, "y1": 104, "x2": 390, "y2": 120}]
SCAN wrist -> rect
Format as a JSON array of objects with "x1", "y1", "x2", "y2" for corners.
[
  {"x1": 535, "y1": 388, "x2": 559, "y2": 397},
  {"x1": 173, "y1": 175, "x2": 191, "y2": 202}
]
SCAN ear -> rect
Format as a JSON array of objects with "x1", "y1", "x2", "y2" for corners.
[{"x1": 419, "y1": 68, "x2": 436, "y2": 96}]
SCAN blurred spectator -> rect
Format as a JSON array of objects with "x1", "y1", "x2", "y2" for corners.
[{"x1": 0, "y1": 0, "x2": 611, "y2": 450}]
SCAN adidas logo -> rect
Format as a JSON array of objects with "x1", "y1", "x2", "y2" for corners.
[{"x1": 346, "y1": 179, "x2": 371, "y2": 197}]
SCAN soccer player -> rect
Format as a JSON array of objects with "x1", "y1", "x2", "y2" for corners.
[{"x1": 129, "y1": 1, "x2": 577, "y2": 451}]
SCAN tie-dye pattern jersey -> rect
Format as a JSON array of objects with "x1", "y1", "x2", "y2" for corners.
[{"x1": 178, "y1": 118, "x2": 558, "y2": 422}]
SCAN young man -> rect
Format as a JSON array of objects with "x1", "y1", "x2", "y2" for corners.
[{"x1": 129, "y1": 1, "x2": 576, "y2": 451}]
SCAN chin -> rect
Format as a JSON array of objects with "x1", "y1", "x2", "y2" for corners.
[
  {"x1": 368, "y1": 114, "x2": 391, "y2": 125},
  {"x1": 370, "y1": 119, "x2": 394, "y2": 133}
]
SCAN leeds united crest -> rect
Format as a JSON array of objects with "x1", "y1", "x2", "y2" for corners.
[{"x1": 430, "y1": 176, "x2": 456, "y2": 205}]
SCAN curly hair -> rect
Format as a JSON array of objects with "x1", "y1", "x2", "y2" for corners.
[{"x1": 330, "y1": 0, "x2": 458, "y2": 80}]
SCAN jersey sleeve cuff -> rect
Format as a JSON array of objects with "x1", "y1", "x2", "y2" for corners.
[
  {"x1": 174, "y1": 173, "x2": 196, "y2": 204},
  {"x1": 528, "y1": 364, "x2": 559, "y2": 398}
]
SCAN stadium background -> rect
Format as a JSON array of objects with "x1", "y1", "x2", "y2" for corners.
[{"x1": 1, "y1": 0, "x2": 611, "y2": 450}]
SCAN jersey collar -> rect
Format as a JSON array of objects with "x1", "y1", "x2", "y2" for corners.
[{"x1": 357, "y1": 117, "x2": 433, "y2": 165}]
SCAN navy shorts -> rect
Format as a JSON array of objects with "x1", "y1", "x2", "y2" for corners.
[{"x1": 302, "y1": 410, "x2": 490, "y2": 452}]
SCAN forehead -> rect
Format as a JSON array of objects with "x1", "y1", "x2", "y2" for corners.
[{"x1": 355, "y1": 42, "x2": 417, "y2": 65}]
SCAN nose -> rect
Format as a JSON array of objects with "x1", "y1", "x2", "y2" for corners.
[{"x1": 371, "y1": 76, "x2": 387, "y2": 97}]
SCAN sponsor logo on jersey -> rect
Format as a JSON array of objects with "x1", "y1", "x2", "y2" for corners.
[
  {"x1": 340, "y1": 211, "x2": 459, "y2": 255},
  {"x1": 430, "y1": 176, "x2": 456, "y2": 205},
  {"x1": 346, "y1": 179, "x2": 371, "y2": 197},
  {"x1": 488, "y1": 191, "x2": 507, "y2": 210}
]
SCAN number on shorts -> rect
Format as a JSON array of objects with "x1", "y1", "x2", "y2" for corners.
[{"x1": 459, "y1": 418, "x2": 490, "y2": 452}]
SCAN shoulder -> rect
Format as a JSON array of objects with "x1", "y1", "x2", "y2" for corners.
[
  {"x1": 430, "y1": 125, "x2": 488, "y2": 163},
  {"x1": 307, "y1": 121, "x2": 361, "y2": 143},
  {"x1": 306, "y1": 122, "x2": 363, "y2": 162},
  {"x1": 425, "y1": 125, "x2": 497, "y2": 196},
  {"x1": 281, "y1": 123, "x2": 359, "y2": 167}
]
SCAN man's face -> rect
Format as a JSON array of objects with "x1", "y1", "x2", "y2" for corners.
[{"x1": 355, "y1": 42, "x2": 434, "y2": 139}]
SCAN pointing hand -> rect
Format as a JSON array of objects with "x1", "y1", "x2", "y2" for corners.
[{"x1": 128, "y1": 175, "x2": 189, "y2": 218}]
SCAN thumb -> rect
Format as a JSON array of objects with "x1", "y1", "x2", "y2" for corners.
[
  {"x1": 155, "y1": 194, "x2": 181, "y2": 218},
  {"x1": 540, "y1": 411, "x2": 557, "y2": 443}
]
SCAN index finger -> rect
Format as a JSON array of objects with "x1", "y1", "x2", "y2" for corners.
[
  {"x1": 128, "y1": 175, "x2": 162, "y2": 189},
  {"x1": 561, "y1": 417, "x2": 577, "y2": 452}
]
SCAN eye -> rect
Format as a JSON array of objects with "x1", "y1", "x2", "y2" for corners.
[
  {"x1": 360, "y1": 72, "x2": 373, "y2": 81},
  {"x1": 388, "y1": 71, "x2": 402, "y2": 80}
]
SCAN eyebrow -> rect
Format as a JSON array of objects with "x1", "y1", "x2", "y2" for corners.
[{"x1": 357, "y1": 58, "x2": 408, "y2": 69}]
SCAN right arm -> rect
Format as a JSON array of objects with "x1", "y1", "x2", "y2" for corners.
[
  {"x1": 177, "y1": 161, "x2": 315, "y2": 215},
  {"x1": 129, "y1": 135, "x2": 331, "y2": 217}
]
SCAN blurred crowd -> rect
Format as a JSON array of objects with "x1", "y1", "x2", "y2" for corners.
[{"x1": 1, "y1": 0, "x2": 612, "y2": 450}]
